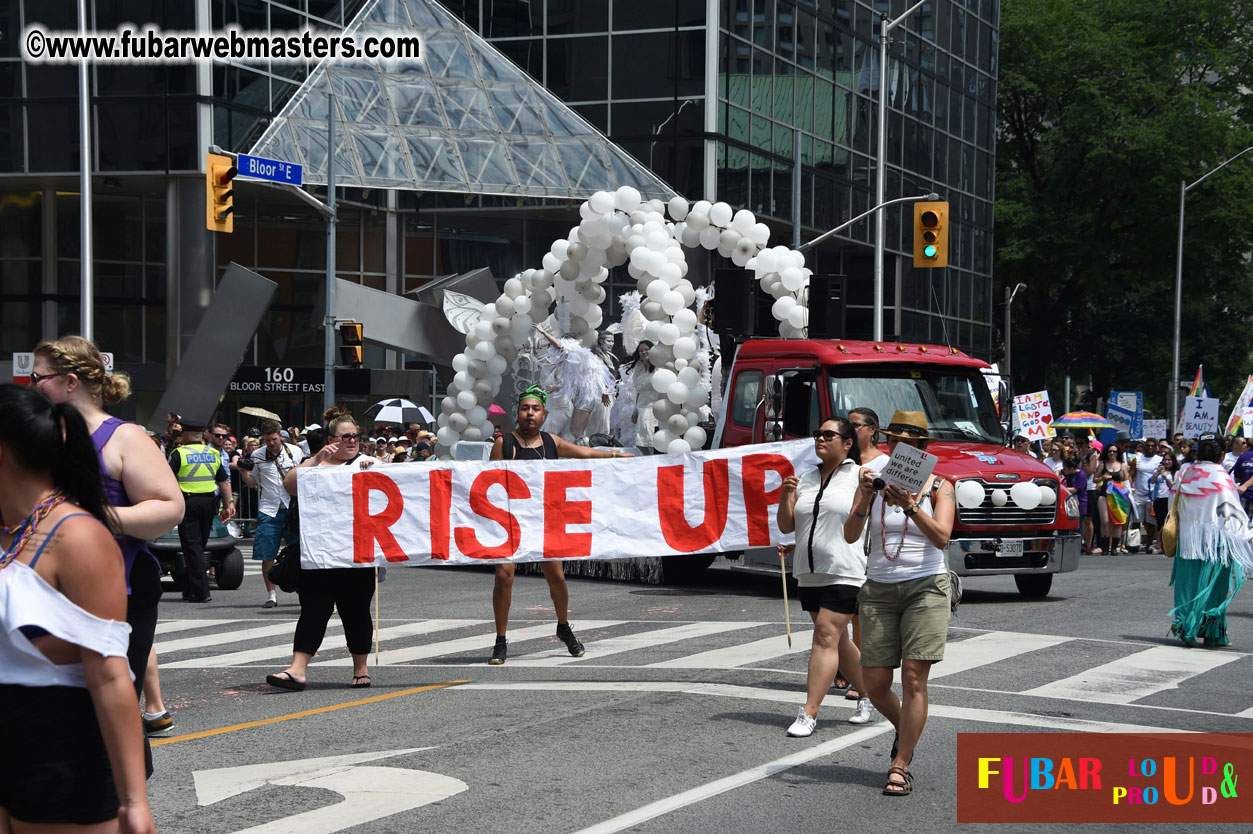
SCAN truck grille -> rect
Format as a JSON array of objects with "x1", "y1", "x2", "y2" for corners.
[{"x1": 956, "y1": 480, "x2": 1059, "y2": 527}]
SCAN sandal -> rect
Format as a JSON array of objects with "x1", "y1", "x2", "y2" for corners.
[
  {"x1": 883, "y1": 766, "x2": 913, "y2": 797},
  {"x1": 833, "y1": 673, "x2": 850, "y2": 691},
  {"x1": 351, "y1": 674, "x2": 372, "y2": 688},
  {"x1": 844, "y1": 688, "x2": 860, "y2": 701},
  {"x1": 265, "y1": 671, "x2": 306, "y2": 691}
]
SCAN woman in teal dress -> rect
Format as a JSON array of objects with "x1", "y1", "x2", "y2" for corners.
[{"x1": 1169, "y1": 436, "x2": 1253, "y2": 647}]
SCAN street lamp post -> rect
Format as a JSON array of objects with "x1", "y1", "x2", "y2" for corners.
[
  {"x1": 1171, "y1": 145, "x2": 1253, "y2": 433},
  {"x1": 874, "y1": 0, "x2": 930, "y2": 342},
  {"x1": 1004, "y1": 282, "x2": 1026, "y2": 380}
]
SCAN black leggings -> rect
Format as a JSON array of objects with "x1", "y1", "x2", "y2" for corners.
[{"x1": 293, "y1": 568, "x2": 376, "y2": 656}]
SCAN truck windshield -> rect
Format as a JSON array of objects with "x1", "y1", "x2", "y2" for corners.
[{"x1": 827, "y1": 365, "x2": 1003, "y2": 444}]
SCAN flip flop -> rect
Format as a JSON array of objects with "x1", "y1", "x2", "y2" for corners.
[
  {"x1": 266, "y1": 671, "x2": 306, "y2": 691},
  {"x1": 351, "y1": 675, "x2": 372, "y2": 688},
  {"x1": 883, "y1": 766, "x2": 913, "y2": 797},
  {"x1": 844, "y1": 688, "x2": 861, "y2": 701}
]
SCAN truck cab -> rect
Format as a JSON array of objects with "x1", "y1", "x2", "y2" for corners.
[{"x1": 713, "y1": 339, "x2": 1081, "y2": 597}]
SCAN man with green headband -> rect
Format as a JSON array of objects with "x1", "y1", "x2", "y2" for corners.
[{"x1": 486, "y1": 385, "x2": 633, "y2": 665}]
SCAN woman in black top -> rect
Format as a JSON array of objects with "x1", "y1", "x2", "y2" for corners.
[{"x1": 487, "y1": 385, "x2": 632, "y2": 665}]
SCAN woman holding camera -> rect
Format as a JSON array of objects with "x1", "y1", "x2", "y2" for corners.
[{"x1": 844, "y1": 411, "x2": 955, "y2": 797}]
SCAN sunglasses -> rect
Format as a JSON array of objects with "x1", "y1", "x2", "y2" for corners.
[
  {"x1": 812, "y1": 430, "x2": 849, "y2": 442},
  {"x1": 212, "y1": 433, "x2": 229, "y2": 438},
  {"x1": 29, "y1": 371, "x2": 64, "y2": 385},
  {"x1": 848, "y1": 421, "x2": 872, "y2": 430},
  {"x1": 336, "y1": 433, "x2": 361, "y2": 441}
]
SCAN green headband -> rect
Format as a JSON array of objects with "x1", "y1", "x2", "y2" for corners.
[{"x1": 519, "y1": 384, "x2": 547, "y2": 406}]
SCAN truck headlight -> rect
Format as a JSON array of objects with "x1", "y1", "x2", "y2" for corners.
[{"x1": 1064, "y1": 493, "x2": 1080, "y2": 519}]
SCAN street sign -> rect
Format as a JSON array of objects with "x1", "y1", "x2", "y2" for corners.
[
  {"x1": 101, "y1": 352, "x2": 114, "y2": 374},
  {"x1": 237, "y1": 154, "x2": 303, "y2": 187}
]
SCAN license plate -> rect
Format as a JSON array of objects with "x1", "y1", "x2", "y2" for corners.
[{"x1": 998, "y1": 539, "x2": 1024, "y2": 557}]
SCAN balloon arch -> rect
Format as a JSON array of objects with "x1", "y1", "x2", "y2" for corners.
[{"x1": 435, "y1": 187, "x2": 813, "y2": 452}]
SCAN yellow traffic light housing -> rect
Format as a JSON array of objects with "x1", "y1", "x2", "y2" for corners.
[
  {"x1": 339, "y1": 321, "x2": 364, "y2": 366},
  {"x1": 206, "y1": 153, "x2": 237, "y2": 233},
  {"x1": 913, "y1": 201, "x2": 949, "y2": 268}
]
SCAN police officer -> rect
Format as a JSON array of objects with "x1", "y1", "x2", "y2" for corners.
[{"x1": 169, "y1": 417, "x2": 233, "y2": 602}]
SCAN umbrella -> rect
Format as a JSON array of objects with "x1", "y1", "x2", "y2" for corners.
[
  {"x1": 1052, "y1": 411, "x2": 1116, "y2": 430},
  {"x1": 239, "y1": 406, "x2": 281, "y2": 422},
  {"x1": 488, "y1": 404, "x2": 506, "y2": 416},
  {"x1": 363, "y1": 398, "x2": 434, "y2": 425}
]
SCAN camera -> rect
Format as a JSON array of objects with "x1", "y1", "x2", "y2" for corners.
[
  {"x1": 872, "y1": 477, "x2": 886, "y2": 491},
  {"x1": 237, "y1": 456, "x2": 256, "y2": 471}
]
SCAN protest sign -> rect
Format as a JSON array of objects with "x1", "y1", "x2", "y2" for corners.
[
  {"x1": 878, "y1": 443, "x2": 938, "y2": 493},
  {"x1": 298, "y1": 439, "x2": 818, "y2": 568},
  {"x1": 1181, "y1": 396, "x2": 1220, "y2": 437},
  {"x1": 1226, "y1": 375, "x2": 1253, "y2": 436},
  {"x1": 1106, "y1": 404, "x2": 1135, "y2": 438},
  {"x1": 1143, "y1": 419, "x2": 1168, "y2": 441},
  {"x1": 1110, "y1": 391, "x2": 1143, "y2": 438},
  {"x1": 1012, "y1": 391, "x2": 1056, "y2": 440},
  {"x1": 1243, "y1": 407, "x2": 1253, "y2": 440}
]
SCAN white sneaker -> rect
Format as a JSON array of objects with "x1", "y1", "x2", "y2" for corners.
[
  {"x1": 848, "y1": 697, "x2": 876, "y2": 724},
  {"x1": 786, "y1": 707, "x2": 817, "y2": 737}
]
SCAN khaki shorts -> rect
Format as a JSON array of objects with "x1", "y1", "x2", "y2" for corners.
[{"x1": 858, "y1": 573, "x2": 950, "y2": 667}]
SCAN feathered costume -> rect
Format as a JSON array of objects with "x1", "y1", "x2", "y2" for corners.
[
  {"x1": 1168, "y1": 461, "x2": 1253, "y2": 647},
  {"x1": 539, "y1": 335, "x2": 615, "y2": 442}
]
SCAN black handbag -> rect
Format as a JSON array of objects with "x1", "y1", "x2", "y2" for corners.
[{"x1": 268, "y1": 543, "x2": 301, "y2": 592}]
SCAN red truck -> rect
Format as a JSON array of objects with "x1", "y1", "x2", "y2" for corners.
[{"x1": 705, "y1": 338, "x2": 1081, "y2": 597}]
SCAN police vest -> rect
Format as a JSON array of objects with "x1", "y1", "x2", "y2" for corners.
[{"x1": 174, "y1": 443, "x2": 221, "y2": 494}]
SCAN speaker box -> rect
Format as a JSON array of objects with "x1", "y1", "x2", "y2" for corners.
[
  {"x1": 711, "y1": 268, "x2": 758, "y2": 337},
  {"x1": 806, "y1": 274, "x2": 847, "y2": 339}
]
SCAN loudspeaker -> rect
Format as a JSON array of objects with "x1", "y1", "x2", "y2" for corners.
[
  {"x1": 806, "y1": 274, "x2": 846, "y2": 339},
  {"x1": 712, "y1": 269, "x2": 759, "y2": 337}
]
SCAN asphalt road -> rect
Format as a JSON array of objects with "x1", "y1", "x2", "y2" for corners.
[{"x1": 144, "y1": 550, "x2": 1253, "y2": 833}]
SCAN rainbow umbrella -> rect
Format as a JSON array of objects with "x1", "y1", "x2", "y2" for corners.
[{"x1": 1052, "y1": 411, "x2": 1116, "y2": 430}]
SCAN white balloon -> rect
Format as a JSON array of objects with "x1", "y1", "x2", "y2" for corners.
[
  {"x1": 719, "y1": 229, "x2": 741, "y2": 251},
  {"x1": 667, "y1": 438, "x2": 692, "y2": 455},
  {"x1": 772, "y1": 295, "x2": 797, "y2": 321},
  {"x1": 646, "y1": 279, "x2": 670, "y2": 302},
  {"x1": 440, "y1": 396, "x2": 457, "y2": 415},
  {"x1": 462, "y1": 426, "x2": 483, "y2": 442},
  {"x1": 653, "y1": 430, "x2": 674, "y2": 450},
  {"x1": 503, "y1": 277, "x2": 523, "y2": 299},
  {"x1": 780, "y1": 267, "x2": 805, "y2": 292},
  {"x1": 589, "y1": 190, "x2": 615, "y2": 214},
  {"x1": 954, "y1": 481, "x2": 984, "y2": 509},
  {"x1": 732, "y1": 237, "x2": 757, "y2": 266},
  {"x1": 531, "y1": 290, "x2": 552, "y2": 311},
  {"x1": 699, "y1": 226, "x2": 721, "y2": 250},
  {"x1": 474, "y1": 320, "x2": 494, "y2": 343},
  {"x1": 473, "y1": 341, "x2": 496, "y2": 361},
  {"x1": 649, "y1": 343, "x2": 672, "y2": 365},
  {"x1": 661, "y1": 291, "x2": 685, "y2": 316},
  {"x1": 680, "y1": 225, "x2": 702, "y2": 248},
  {"x1": 642, "y1": 300, "x2": 666, "y2": 321},
  {"x1": 786, "y1": 306, "x2": 808, "y2": 330},
  {"x1": 756, "y1": 249, "x2": 778, "y2": 273},
  {"x1": 550, "y1": 239, "x2": 569, "y2": 260},
  {"x1": 750, "y1": 222, "x2": 771, "y2": 246},
  {"x1": 653, "y1": 397, "x2": 676, "y2": 422},
  {"x1": 684, "y1": 425, "x2": 707, "y2": 448},
  {"x1": 710, "y1": 201, "x2": 733, "y2": 227},
  {"x1": 491, "y1": 316, "x2": 511, "y2": 336},
  {"x1": 466, "y1": 405, "x2": 487, "y2": 426},
  {"x1": 1010, "y1": 482, "x2": 1043, "y2": 511},
  {"x1": 452, "y1": 353, "x2": 468, "y2": 373},
  {"x1": 487, "y1": 354, "x2": 508, "y2": 375},
  {"x1": 532, "y1": 269, "x2": 554, "y2": 290},
  {"x1": 668, "y1": 196, "x2": 689, "y2": 221},
  {"x1": 667, "y1": 413, "x2": 689, "y2": 435},
  {"x1": 437, "y1": 426, "x2": 460, "y2": 446},
  {"x1": 456, "y1": 390, "x2": 476, "y2": 410},
  {"x1": 990, "y1": 489, "x2": 1009, "y2": 508},
  {"x1": 672, "y1": 308, "x2": 698, "y2": 333},
  {"x1": 667, "y1": 381, "x2": 689, "y2": 405},
  {"x1": 447, "y1": 412, "x2": 468, "y2": 433},
  {"x1": 644, "y1": 320, "x2": 663, "y2": 344},
  {"x1": 494, "y1": 297, "x2": 515, "y2": 318},
  {"x1": 566, "y1": 241, "x2": 587, "y2": 263},
  {"x1": 685, "y1": 210, "x2": 709, "y2": 232},
  {"x1": 510, "y1": 295, "x2": 531, "y2": 316},
  {"x1": 1039, "y1": 486, "x2": 1057, "y2": 506},
  {"x1": 511, "y1": 312, "x2": 533, "y2": 334},
  {"x1": 453, "y1": 371, "x2": 472, "y2": 390},
  {"x1": 614, "y1": 186, "x2": 642, "y2": 213},
  {"x1": 685, "y1": 385, "x2": 709, "y2": 408},
  {"x1": 658, "y1": 262, "x2": 682, "y2": 286},
  {"x1": 673, "y1": 335, "x2": 697, "y2": 359},
  {"x1": 652, "y1": 368, "x2": 677, "y2": 393},
  {"x1": 658, "y1": 323, "x2": 680, "y2": 346},
  {"x1": 677, "y1": 367, "x2": 701, "y2": 388}
]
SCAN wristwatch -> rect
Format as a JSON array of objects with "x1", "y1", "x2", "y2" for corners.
[{"x1": 903, "y1": 504, "x2": 920, "y2": 517}]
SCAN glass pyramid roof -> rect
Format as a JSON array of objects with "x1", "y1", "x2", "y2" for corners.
[{"x1": 248, "y1": 0, "x2": 676, "y2": 201}]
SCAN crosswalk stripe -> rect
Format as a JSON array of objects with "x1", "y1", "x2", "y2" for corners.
[
  {"x1": 1019, "y1": 645, "x2": 1242, "y2": 704},
  {"x1": 156, "y1": 622, "x2": 310, "y2": 654},
  {"x1": 155, "y1": 619, "x2": 248, "y2": 635},
  {"x1": 161, "y1": 620, "x2": 484, "y2": 669},
  {"x1": 645, "y1": 629, "x2": 810, "y2": 669},
  {"x1": 507, "y1": 621, "x2": 766, "y2": 667},
  {"x1": 931, "y1": 631, "x2": 1073, "y2": 680},
  {"x1": 310, "y1": 620, "x2": 626, "y2": 667}
]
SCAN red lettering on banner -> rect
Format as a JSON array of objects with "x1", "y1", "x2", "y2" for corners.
[
  {"x1": 429, "y1": 469, "x2": 452, "y2": 560},
  {"x1": 657, "y1": 460, "x2": 730, "y2": 552},
  {"x1": 352, "y1": 472, "x2": 407, "y2": 564},
  {"x1": 454, "y1": 469, "x2": 529, "y2": 559},
  {"x1": 740, "y1": 453, "x2": 794, "y2": 545},
  {"x1": 544, "y1": 470, "x2": 592, "y2": 558}
]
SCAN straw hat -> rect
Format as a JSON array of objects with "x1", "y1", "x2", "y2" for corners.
[{"x1": 880, "y1": 410, "x2": 931, "y2": 441}]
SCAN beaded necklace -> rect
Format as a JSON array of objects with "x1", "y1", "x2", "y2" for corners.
[
  {"x1": 879, "y1": 494, "x2": 910, "y2": 562},
  {"x1": 0, "y1": 489, "x2": 68, "y2": 570}
]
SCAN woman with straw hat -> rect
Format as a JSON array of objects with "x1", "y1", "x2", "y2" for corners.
[{"x1": 844, "y1": 410, "x2": 955, "y2": 797}]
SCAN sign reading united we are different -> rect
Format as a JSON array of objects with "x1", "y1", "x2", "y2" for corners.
[
  {"x1": 1013, "y1": 390, "x2": 1056, "y2": 440},
  {"x1": 297, "y1": 440, "x2": 818, "y2": 568},
  {"x1": 880, "y1": 443, "x2": 938, "y2": 493}
]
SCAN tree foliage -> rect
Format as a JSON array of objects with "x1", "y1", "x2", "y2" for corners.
[{"x1": 995, "y1": 0, "x2": 1253, "y2": 415}]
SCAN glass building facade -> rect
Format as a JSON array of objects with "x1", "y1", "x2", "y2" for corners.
[{"x1": 0, "y1": 0, "x2": 998, "y2": 427}]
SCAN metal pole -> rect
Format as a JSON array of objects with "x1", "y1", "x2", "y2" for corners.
[
  {"x1": 1064, "y1": 374, "x2": 1071, "y2": 414},
  {"x1": 1003, "y1": 285, "x2": 1011, "y2": 380},
  {"x1": 798, "y1": 192, "x2": 937, "y2": 252},
  {"x1": 78, "y1": 0, "x2": 93, "y2": 340},
  {"x1": 792, "y1": 129, "x2": 802, "y2": 249},
  {"x1": 324, "y1": 87, "x2": 338, "y2": 413},
  {"x1": 1171, "y1": 179, "x2": 1184, "y2": 435}
]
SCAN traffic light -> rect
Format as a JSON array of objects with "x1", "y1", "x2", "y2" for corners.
[
  {"x1": 339, "y1": 321, "x2": 364, "y2": 366},
  {"x1": 206, "y1": 153, "x2": 237, "y2": 233},
  {"x1": 913, "y1": 200, "x2": 949, "y2": 268}
]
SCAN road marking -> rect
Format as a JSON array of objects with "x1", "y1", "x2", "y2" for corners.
[
  {"x1": 507, "y1": 621, "x2": 765, "y2": 666},
  {"x1": 310, "y1": 620, "x2": 625, "y2": 667},
  {"x1": 645, "y1": 629, "x2": 811, "y2": 668},
  {"x1": 931, "y1": 630, "x2": 1072, "y2": 679},
  {"x1": 156, "y1": 622, "x2": 312, "y2": 653},
  {"x1": 150, "y1": 680, "x2": 467, "y2": 747},
  {"x1": 163, "y1": 619, "x2": 485, "y2": 669},
  {"x1": 1019, "y1": 645, "x2": 1243, "y2": 703},
  {"x1": 156, "y1": 618, "x2": 248, "y2": 635},
  {"x1": 568, "y1": 723, "x2": 891, "y2": 834}
]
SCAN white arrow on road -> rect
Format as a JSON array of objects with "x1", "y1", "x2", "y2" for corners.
[{"x1": 193, "y1": 748, "x2": 467, "y2": 834}]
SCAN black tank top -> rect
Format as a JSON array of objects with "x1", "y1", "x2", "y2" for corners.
[{"x1": 502, "y1": 431, "x2": 558, "y2": 460}]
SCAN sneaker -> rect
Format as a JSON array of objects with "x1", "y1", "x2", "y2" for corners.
[
  {"x1": 143, "y1": 711, "x2": 174, "y2": 737},
  {"x1": 489, "y1": 637, "x2": 508, "y2": 665},
  {"x1": 786, "y1": 707, "x2": 817, "y2": 738},
  {"x1": 263, "y1": 593, "x2": 278, "y2": 609},
  {"x1": 848, "y1": 697, "x2": 876, "y2": 725},
  {"x1": 556, "y1": 623, "x2": 585, "y2": 657}
]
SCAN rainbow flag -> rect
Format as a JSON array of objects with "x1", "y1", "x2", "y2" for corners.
[
  {"x1": 1106, "y1": 481, "x2": 1131, "y2": 526},
  {"x1": 1187, "y1": 365, "x2": 1210, "y2": 398},
  {"x1": 1226, "y1": 374, "x2": 1253, "y2": 436}
]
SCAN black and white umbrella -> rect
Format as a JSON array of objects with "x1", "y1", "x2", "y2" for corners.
[{"x1": 363, "y1": 398, "x2": 435, "y2": 426}]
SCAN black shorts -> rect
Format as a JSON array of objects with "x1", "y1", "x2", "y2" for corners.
[
  {"x1": 0, "y1": 684, "x2": 118, "y2": 824},
  {"x1": 798, "y1": 583, "x2": 860, "y2": 615},
  {"x1": 1154, "y1": 498, "x2": 1170, "y2": 527},
  {"x1": 1086, "y1": 491, "x2": 1102, "y2": 519}
]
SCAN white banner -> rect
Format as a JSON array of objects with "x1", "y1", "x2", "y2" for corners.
[{"x1": 298, "y1": 440, "x2": 818, "y2": 568}]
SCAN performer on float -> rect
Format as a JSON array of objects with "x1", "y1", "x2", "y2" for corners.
[{"x1": 536, "y1": 328, "x2": 615, "y2": 444}]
